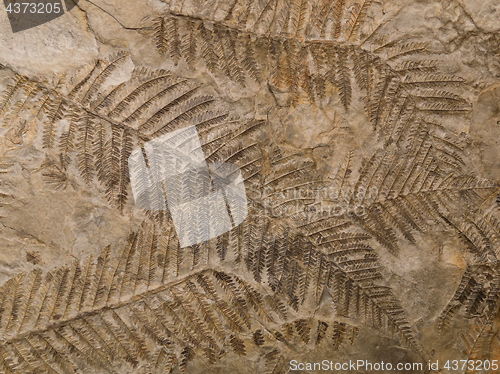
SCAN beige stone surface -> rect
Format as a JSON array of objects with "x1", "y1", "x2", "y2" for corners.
[{"x1": 0, "y1": 0, "x2": 500, "y2": 373}]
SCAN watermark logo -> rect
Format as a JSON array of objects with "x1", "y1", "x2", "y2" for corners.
[
  {"x1": 128, "y1": 126, "x2": 248, "y2": 248},
  {"x1": 4, "y1": 1, "x2": 78, "y2": 33}
]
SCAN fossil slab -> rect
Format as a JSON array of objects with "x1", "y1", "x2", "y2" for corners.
[{"x1": 0, "y1": 0, "x2": 499, "y2": 373}]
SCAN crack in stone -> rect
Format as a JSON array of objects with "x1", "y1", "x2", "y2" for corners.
[{"x1": 76, "y1": 0, "x2": 154, "y2": 31}]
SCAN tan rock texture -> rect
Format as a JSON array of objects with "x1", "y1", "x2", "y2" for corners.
[{"x1": 0, "y1": 0, "x2": 500, "y2": 373}]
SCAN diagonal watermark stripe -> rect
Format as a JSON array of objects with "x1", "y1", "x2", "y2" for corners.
[
  {"x1": 128, "y1": 126, "x2": 248, "y2": 248},
  {"x1": 4, "y1": 0, "x2": 78, "y2": 33}
]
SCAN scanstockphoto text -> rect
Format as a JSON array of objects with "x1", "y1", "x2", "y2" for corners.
[
  {"x1": 247, "y1": 183, "x2": 379, "y2": 221},
  {"x1": 290, "y1": 359, "x2": 424, "y2": 372}
]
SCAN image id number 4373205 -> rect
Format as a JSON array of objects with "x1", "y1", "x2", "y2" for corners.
[
  {"x1": 5, "y1": 2, "x2": 61, "y2": 13},
  {"x1": 444, "y1": 360, "x2": 498, "y2": 371},
  {"x1": 3, "y1": 1, "x2": 72, "y2": 32}
]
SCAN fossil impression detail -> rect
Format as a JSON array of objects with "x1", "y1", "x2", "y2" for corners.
[{"x1": 1, "y1": 0, "x2": 500, "y2": 373}]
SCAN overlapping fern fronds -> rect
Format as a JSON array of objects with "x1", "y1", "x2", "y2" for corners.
[
  {"x1": 0, "y1": 53, "x2": 263, "y2": 213},
  {"x1": 0, "y1": 213, "x2": 421, "y2": 373},
  {"x1": 152, "y1": 6, "x2": 471, "y2": 132},
  {"x1": 0, "y1": 221, "x2": 283, "y2": 373},
  {"x1": 1, "y1": 1, "x2": 499, "y2": 371}
]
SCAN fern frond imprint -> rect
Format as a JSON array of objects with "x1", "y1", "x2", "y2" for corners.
[
  {"x1": 0, "y1": 215, "x2": 413, "y2": 373},
  {"x1": 152, "y1": 7, "x2": 470, "y2": 139},
  {"x1": 0, "y1": 209, "x2": 422, "y2": 372},
  {"x1": 0, "y1": 221, "x2": 286, "y2": 373},
  {"x1": 0, "y1": 53, "x2": 261, "y2": 212},
  {"x1": 1, "y1": 1, "x2": 499, "y2": 371}
]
